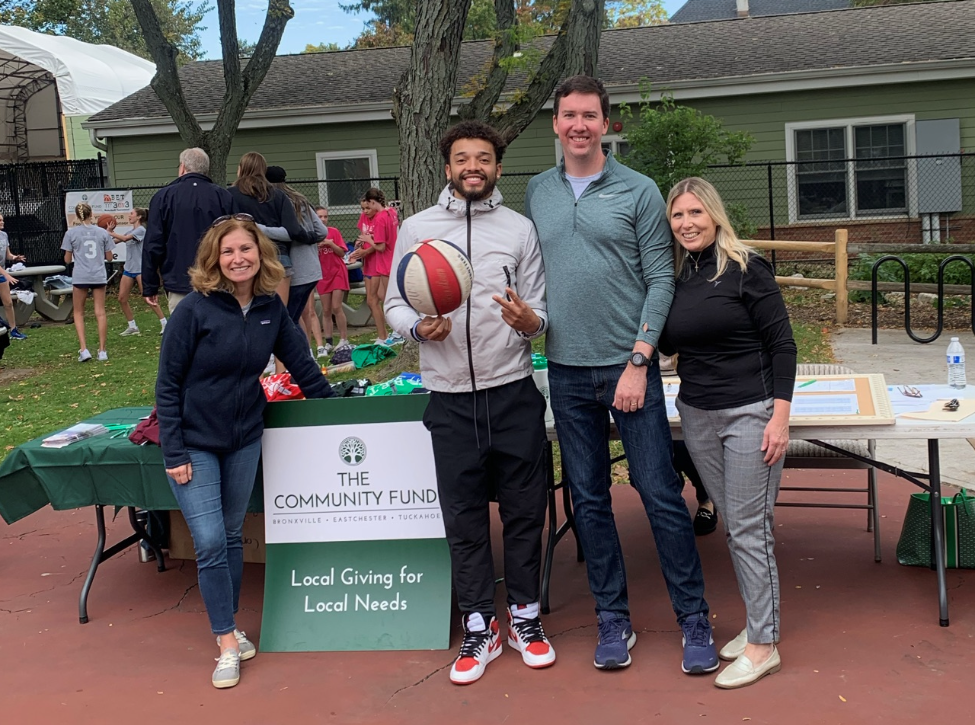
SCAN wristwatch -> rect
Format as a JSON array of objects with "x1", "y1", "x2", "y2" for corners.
[{"x1": 628, "y1": 351, "x2": 650, "y2": 368}]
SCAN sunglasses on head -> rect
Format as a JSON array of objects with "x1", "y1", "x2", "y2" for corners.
[{"x1": 209, "y1": 213, "x2": 255, "y2": 229}]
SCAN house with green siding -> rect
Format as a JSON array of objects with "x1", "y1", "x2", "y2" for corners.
[{"x1": 85, "y1": 0, "x2": 975, "y2": 244}]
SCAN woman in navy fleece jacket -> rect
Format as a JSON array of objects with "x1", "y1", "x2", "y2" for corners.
[{"x1": 156, "y1": 215, "x2": 333, "y2": 689}]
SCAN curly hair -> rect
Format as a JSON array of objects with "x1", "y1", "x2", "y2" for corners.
[
  {"x1": 361, "y1": 187, "x2": 386, "y2": 207},
  {"x1": 189, "y1": 218, "x2": 284, "y2": 296},
  {"x1": 439, "y1": 120, "x2": 507, "y2": 163}
]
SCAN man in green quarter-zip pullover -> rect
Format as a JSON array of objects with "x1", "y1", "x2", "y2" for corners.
[{"x1": 525, "y1": 75, "x2": 718, "y2": 677}]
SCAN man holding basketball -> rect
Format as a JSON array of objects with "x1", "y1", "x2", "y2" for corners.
[
  {"x1": 385, "y1": 120, "x2": 553, "y2": 685},
  {"x1": 526, "y1": 75, "x2": 718, "y2": 675}
]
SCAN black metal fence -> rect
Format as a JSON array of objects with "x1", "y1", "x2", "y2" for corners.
[
  {"x1": 703, "y1": 153, "x2": 975, "y2": 250},
  {"x1": 0, "y1": 157, "x2": 107, "y2": 265}
]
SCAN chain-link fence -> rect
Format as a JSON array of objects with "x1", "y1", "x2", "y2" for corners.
[
  {"x1": 13, "y1": 153, "x2": 974, "y2": 270},
  {"x1": 703, "y1": 153, "x2": 975, "y2": 267},
  {"x1": 0, "y1": 157, "x2": 107, "y2": 265}
]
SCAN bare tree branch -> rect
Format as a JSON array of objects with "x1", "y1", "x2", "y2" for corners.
[
  {"x1": 131, "y1": 0, "x2": 294, "y2": 184},
  {"x1": 210, "y1": 0, "x2": 294, "y2": 153},
  {"x1": 457, "y1": 0, "x2": 515, "y2": 121},
  {"x1": 130, "y1": 0, "x2": 204, "y2": 146},
  {"x1": 493, "y1": 0, "x2": 605, "y2": 144},
  {"x1": 217, "y1": 0, "x2": 242, "y2": 90}
]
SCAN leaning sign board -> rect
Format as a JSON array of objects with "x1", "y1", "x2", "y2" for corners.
[{"x1": 259, "y1": 396, "x2": 450, "y2": 652}]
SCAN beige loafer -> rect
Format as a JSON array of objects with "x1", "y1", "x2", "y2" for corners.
[
  {"x1": 714, "y1": 646, "x2": 781, "y2": 689},
  {"x1": 719, "y1": 629, "x2": 748, "y2": 661}
]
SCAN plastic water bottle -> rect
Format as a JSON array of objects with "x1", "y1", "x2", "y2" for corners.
[
  {"x1": 947, "y1": 337, "x2": 967, "y2": 389},
  {"x1": 532, "y1": 354, "x2": 555, "y2": 424}
]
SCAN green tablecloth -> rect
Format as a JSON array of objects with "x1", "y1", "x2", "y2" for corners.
[{"x1": 0, "y1": 407, "x2": 263, "y2": 524}]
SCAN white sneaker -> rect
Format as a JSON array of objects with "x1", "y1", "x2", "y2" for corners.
[
  {"x1": 450, "y1": 614, "x2": 502, "y2": 685},
  {"x1": 212, "y1": 649, "x2": 241, "y2": 689},
  {"x1": 507, "y1": 606, "x2": 556, "y2": 669},
  {"x1": 337, "y1": 338, "x2": 350, "y2": 349},
  {"x1": 97, "y1": 350, "x2": 108, "y2": 362},
  {"x1": 120, "y1": 326, "x2": 140, "y2": 336},
  {"x1": 317, "y1": 344, "x2": 333, "y2": 358},
  {"x1": 78, "y1": 349, "x2": 92, "y2": 362}
]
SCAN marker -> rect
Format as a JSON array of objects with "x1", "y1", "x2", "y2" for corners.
[{"x1": 798, "y1": 379, "x2": 817, "y2": 388}]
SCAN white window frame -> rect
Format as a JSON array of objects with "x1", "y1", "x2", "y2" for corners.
[
  {"x1": 554, "y1": 135, "x2": 630, "y2": 164},
  {"x1": 315, "y1": 149, "x2": 379, "y2": 214},
  {"x1": 785, "y1": 115, "x2": 917, "y2": 224}
]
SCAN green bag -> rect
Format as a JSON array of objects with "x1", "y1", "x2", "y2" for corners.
[
  {"x1": 350, "y1": 343, "x2": 397, "y2": 369},
  {"x1": 896, "y1": 491, "x2": 975, "y2": 569}
]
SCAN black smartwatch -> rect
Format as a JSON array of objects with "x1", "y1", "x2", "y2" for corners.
[{"x1": 628, "y1": 351, "x2": 650, "y2": 368}]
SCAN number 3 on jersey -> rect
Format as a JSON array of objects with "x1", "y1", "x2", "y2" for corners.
[{"x1": 84, "y1": 239, "x2": 98, "y2": 259}]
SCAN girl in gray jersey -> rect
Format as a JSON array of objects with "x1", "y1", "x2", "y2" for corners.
[
  {"x1": 109, "y1": 207, "x2": 167, "y2": 336},
  {"x1": 61, "y1": 203, "x2": 115, "y2": 362}
]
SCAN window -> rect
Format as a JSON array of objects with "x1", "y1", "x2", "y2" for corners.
[
  {"x1": 554, "y1": 135, "x2": 630, "y2": 163},
  {"x1": 315, "y1": 150, "x2": 379, "y2": 213},
  {"x1": 785, "y1": 116, "x2": 915, "y2": 222}
]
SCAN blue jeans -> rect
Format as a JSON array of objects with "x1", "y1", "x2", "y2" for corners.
[
  {"x1": 548, "y1": 361, "x2": 708, "y2": 622},
  {"x1": 167, "y1": 440, "x2": 262, "y2": 635}
]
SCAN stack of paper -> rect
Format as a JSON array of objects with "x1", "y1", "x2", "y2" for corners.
[{"x1": 42, "y1": 423, "x2": 109, "y2": 448}]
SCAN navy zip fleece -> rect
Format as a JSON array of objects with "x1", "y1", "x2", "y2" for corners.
[
  {"x1": 525, "y1": 153, "x2": 674, "y2": 366},
  {"x1": 156, "y1": 290, "x2": 333, "y2": 468}
]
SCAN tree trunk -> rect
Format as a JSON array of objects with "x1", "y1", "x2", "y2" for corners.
[
  {"x1": 131, "y1": 0, "x2": 294, "y2": 186},
  {"x1": 396, "y1": 0, "x2": 605, "y2": 217},
  {"x1": 392, "y1": 0, "x2": 472, "y2": 218}
]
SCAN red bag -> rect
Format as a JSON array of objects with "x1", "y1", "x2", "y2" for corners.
[
  {"x1": 261, "y1": 373, "x2": 306, "y2": 402},
  {"x1": 129, "y1": 407, "x2": 161, "y2": 446}
]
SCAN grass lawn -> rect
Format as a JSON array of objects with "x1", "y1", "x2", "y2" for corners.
[{"x1": 0, "y1": 293, "x2": 833, "y2": 464}]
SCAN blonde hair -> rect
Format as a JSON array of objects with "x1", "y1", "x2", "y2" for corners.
[
  {"x1": 667, "y1": 177, "x2": 752, "y2": 281},
  {"x1": 189, "y1": 219, "x2": 284, "y2": 296},
  {"x1": 75, "y1": 203, "x2": 93, "y2": 222}
]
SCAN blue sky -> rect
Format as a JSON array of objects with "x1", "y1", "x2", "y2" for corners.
[{"x1": 197, "y1": 1, "x2": 687, "y2": 59}]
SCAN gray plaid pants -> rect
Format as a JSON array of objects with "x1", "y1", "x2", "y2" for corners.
[{"x1": 676, "y1": 397, "x2": 783, "y2": 644}]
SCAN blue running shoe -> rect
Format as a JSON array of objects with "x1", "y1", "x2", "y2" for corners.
[
  {"x1": 9, "y1": 327, "x2": 27, "y2": 340},
  {"x1": 680, "y1": 613, "x2": 719, "y2": 674},
  {"x1": 594, "y1": 611, "x2": 636, "y2": 669}
]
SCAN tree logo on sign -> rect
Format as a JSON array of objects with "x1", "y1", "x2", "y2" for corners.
[{"x1": 339, "y1": 437, "x2": 367, "y2": 466}]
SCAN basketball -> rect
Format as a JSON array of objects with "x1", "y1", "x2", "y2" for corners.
[
  {"x1": 96, "y1": 214, "x2": 115, "y2": 230},
  {"x1": 396, "y1": 239, "x2": 474, "y2": 316}
]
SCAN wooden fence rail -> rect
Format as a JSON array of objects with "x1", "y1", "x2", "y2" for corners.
[{"x1": 745, "y1": 230, "x2": 848, "y2": 324}]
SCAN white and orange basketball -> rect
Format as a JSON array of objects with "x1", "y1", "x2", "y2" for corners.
[{"x1": 396, "y1": 239, "x2": 475, "y2": 316}]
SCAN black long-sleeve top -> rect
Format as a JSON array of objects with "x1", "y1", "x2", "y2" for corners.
[
  {"x1": 228, "y1": 187, "x2": 311, "y2": 246},
  {"x1": 660, "y1": 243, "x2": 797, "y2": 410}
]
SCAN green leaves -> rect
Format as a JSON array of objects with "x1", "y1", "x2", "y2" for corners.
[{"x1": 619, "y1": 86, "x2": 754, "y2": 196}]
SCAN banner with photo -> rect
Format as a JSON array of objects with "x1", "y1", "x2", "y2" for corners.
[{"x1": 64, "y1": 189, "x2": 133, "y2": 263}]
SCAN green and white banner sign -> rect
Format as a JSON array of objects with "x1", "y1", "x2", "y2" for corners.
[{"x1": 259, "y1": 396, "x2": 451, "y2": 652}]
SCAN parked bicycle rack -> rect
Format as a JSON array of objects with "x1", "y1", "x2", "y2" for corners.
[{"x1": 871, "y1": 254, "x2": 975, "y2": 344}]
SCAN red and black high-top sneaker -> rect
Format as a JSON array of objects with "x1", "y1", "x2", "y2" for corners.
[
  {"x1": 507, "y1": 604, "x2": 556, "y2": 668},
  {"x1": 449, "y1": 613, "x2": 502, "y2": 685}
]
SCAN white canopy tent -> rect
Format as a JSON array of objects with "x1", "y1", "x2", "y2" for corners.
[{"x1": 0, "y1": 26, "x2": 154, "y2": 162}]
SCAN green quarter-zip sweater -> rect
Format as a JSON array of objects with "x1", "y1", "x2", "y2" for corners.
[{"x1": 525, "y1": 152, "x2": 675, "y2": 366}]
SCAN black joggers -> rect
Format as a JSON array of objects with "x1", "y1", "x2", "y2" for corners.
[{"x1": 423, "y1": 375, "x2": 548, "y2": 617}]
